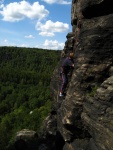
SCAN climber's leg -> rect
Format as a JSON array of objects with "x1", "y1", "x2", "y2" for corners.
[{"x1": 59, "y1": 73, "x2": 68, "y2": 96}]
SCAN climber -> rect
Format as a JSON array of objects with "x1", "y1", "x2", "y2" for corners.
[{"x1": 59, "y1": 52, "x2": 74, "y2": 97}]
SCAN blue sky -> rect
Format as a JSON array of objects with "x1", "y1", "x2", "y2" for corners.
[{"x1": 0, "y1": 0, "x2": 72, "y2": 50}]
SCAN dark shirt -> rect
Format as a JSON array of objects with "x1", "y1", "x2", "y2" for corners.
[{"x1": 62, "y1": 57, "x2": 74, "y2": 73}]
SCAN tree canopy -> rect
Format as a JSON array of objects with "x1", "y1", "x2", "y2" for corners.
[{"x1": 0, "y1": 46, "x2": 61, "y2": 150}]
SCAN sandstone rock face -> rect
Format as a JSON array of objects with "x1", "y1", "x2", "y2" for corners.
[
  {"x1": 49, "y1": 0, "x2": 113, "y2": 149},
  {"x1": 82, "y1": 76, "x2": 113, "y2": 150},
  {"x1": 15, "y1": 0, "x2": 113, "y2": 149}
]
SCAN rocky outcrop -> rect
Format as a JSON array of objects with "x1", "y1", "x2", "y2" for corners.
[
  {"x1": 47, "y1": 0, "x2": 113, "y2": 149},
  {"x1": 15, "y1": 129, "x2": 38, "y2": 150},
  {"x1": 15, "y1": 0, "x2": 113, "y2": 149}
]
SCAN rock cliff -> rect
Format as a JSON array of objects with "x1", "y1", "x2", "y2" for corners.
[{"x1": 15, "y1": 0, "x2": 113, "y2": 150}]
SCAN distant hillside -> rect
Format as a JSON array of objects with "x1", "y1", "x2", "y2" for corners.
[{"x1": 0, "y1": 46, "x2": 61, "y2": 150}]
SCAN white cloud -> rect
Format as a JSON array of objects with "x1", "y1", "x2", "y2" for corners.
[
  {"x1": 36, "y1": 20, "x2": 69, "y2": 37},
  {"x1": 21, "y1": 44, "x2": 29, "y2": 47},
  {"x1": 0, "y1": 39, "x2": 16, "y2": 47},
  {"x1": 42, "y1": 0, "x2": 71, "y2": 4},
  {"x1": 43, "y1": 39, "x2": 64, "y2": 50},
  {"x1": 0, "y1": 1, "x2": 49, "y2": 22},
  {"x1": 25, "y1": 35, "x2": 35, "y2": 38},
  {"x1": 39, "y1": 32, "x2": 55, "y2": 37},
  {"x1": 0, "y1": 4, "x2": 4, "y2": 8},
  {"x1": 4, "y1": 39, "x2": 8, "y2": 43}
]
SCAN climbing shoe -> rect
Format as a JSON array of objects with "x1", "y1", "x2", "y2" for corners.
[{"x1": 59, "y1": 93, "x2": 64, "y2": 97}]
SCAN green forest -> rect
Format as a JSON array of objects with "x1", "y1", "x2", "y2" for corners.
[{"x1": 0, "y1": 46, "x2": 61, "y2": 150}]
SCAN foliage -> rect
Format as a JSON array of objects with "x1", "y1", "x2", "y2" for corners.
[
  {"x1": 87, "y1": 85, "x2": 98, "y2": 97},
  {"x1": 0, "y1": 46, "x2": 61, "y2": 149}
]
